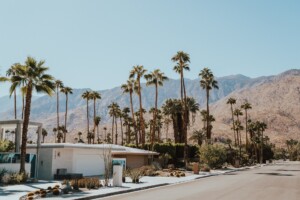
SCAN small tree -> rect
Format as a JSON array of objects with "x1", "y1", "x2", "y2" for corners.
[
  {"x1": 199, "y1": 144, "x2": 227, "y2": 169},
  {"x1": 101, "y1": 144, "x2": 112, "y2": 186}
]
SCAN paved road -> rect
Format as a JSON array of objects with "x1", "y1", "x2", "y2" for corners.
[{"x1": 100, "y1": 162, "x2": 300, "y2": 200}]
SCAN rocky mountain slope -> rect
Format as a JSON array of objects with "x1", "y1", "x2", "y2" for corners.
[{"x1": 1, "y1": 69, "x2": 299, "y2": 145}]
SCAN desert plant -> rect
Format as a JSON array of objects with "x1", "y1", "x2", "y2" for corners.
[
  {"x1": 199, "y1": 144, "x2": 227, "y2": 169},
  {"x1": 52, "y1": 188, "x2": 60, "y2": 195},
  {"x1": 127, "y1": 168, "x2": 144, "y2": 183}
]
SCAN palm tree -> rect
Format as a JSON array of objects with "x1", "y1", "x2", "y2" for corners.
[
  {"x1": 199, "y1": 67, "x2": 219, "y2": 141},
  {"x1": 94, "y1": 116, "x2": 101, "y2": 143},
  {"x1": 227, "y1": 97, "x2": 237, "y2": 146},
  {"x1": 121, "y1": 79, "x2": 138, "y2": 146},
  {"x1": 103, "y1": 127, "x2": 107, "y2": 143},
  {"x1": 145, "y1": 69, "x2": 168, "y2": 146},
  {"x1": 172, "y1": 51, "x2": 190, "y2": 167},
  {"x1": 241, "y1": 101, "x2": 252, "y2": 148},
  {"x1": 233, "y1": 108, "x2": 243, "y2": 146},
  {"x1": 35, "y1": 128, "x2": 48, "y2": 143},
  {"x1": 60, "y1": 86, "x2": 73, "y2": 142},
  {"x1": 129, "y1": 65, "x2": 147, "y2": 145},
  {"x1": 90, "y1": 91, "x2": 101, "y2": 140},
  {"x1": 82, "y1": 90, "x2": 92, "y2": 143},
  {"x1": 258, "y1": 121, "x2": 267, "y2": 164},
  {"x1": 9, "y1": 56, "x2": 55, "y2": 173},
  {"x1": 6, "y1": 63, "x2": 20, "y2": 119},
  {"x1": 108, "y1": 102, "x2": 120, "y2": 144},
  {"x1": 189, "y1": 129, "x2": 205, "y2": 146},
  {"x1": 162, "y1": 99, "x2": 183, "y2": 143},
  {"x1": 55, "y1": 80, "x2": 64, "y2": 143}
]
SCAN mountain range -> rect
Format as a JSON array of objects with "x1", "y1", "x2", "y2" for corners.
[{"x1": 1, "y1": 69, "x2": 299, "y2": 145}]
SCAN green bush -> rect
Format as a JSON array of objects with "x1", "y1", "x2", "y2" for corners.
[
  {"x1": 199, "y1": 144, "x2": 227, "y2": 169},
  {"x1": 0, "y1": 140, "x2": 14, "y2": 152}
]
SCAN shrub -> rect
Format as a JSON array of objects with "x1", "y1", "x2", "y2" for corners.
[
  {"x1": 139, "y1": 165, "x2": 157, "y2": 176},
  {"x1": 199, "y1": 163, "x2": 211, "y2": 172},
  {"x1": 199, "y1": 144, "x2": 227, "y2": 169},
  {"x1": 34, "y1": 190, "x2": 40, "y2": 195},
  {"x1": 127, "y1": 168, "x2": 143, "y2": 183},
  {"x1": 27, "y1": 192, "x2": 34, "y2": 197},
  {"x1": 52, "y1": 188, "x2": 60, "y2": 195},
  {"x1": 1, "y1": 174, "x2": 11, "y2": 184}
]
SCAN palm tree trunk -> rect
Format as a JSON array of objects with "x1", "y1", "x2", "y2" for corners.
[
  {"x1": 86, "y1": 99, "x2": 89, "y2": 144},
  {"x1": 129, "y1": 92, "x2": 138, "y2": 146},
  {"x1": 231, "y1": 105, "x2": 236, "y2": 146},
  {"x1": 56, "y1": 87, "x2": 59, "y2": 143},
  {"x1": 115, "y1": 117, "x2": 118, "y2": 144},
  {"x1": 245, "y1": 110, "x2": 248, "y2": 148},
  {"x1": 152, "y1": 83, "x2": 158, "y2": 147},
  {"x1": 120, "y1": 117, "x2": 124, "y2": 145},
  {"x1": 22, "y1": 93, "x2": 24, "y2": 119},
  {"x1": 63, "y1": 93, "x2": 68, "y2": 143},
  {"x1": 138, "y1": 79, "x2": 145, "y2": 145},
  {"x1": 14, "y1": 90, "x2": 17, "y2": 119},
  {"x1": 20, "y1": 83, "x2": 33, "y2": 174},
  {"x1": 112, "y1": 117, "x2": 114, "y2": 144},
  {"x1": 260, "y1": 131, "x2": 264, "y2": 164},
  {"x1": 93, "y1": 98, "x2": 96, "y2": 136},
  {"x1": 206, "y1": 89, "x2": 210, "y2": 141}
]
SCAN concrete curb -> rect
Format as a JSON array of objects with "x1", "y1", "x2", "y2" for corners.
[{"x1": 73, "y1": 183, "x2": 169, "y2": 200}]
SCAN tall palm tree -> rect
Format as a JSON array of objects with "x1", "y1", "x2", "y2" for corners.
[
  {"x1": 145, "y1": 69, "x2": 168, "y2": 146},
  {"x1": 129, "y1": 65, "x2": 147, "y2": 145},
  {"x1": 6, "y1": 63, "x2": 20, "y2": 119},
  {"x1": 103, "y1": 127, "x2": 107, "y2": 143},
  {"x1": 258, "y1": 121, "x2": 267, "y2": 164},
  {"x1": 233, "y1": 108, "x2": 243, "y2": 146},
  {"x1": 55, "y1": 79, "x2": 64, "y2": 143},
  {"x1": 121, "y1": 79, "x2": 138, "y2": 146},
  {"x1": 60, "y1": 86, "x2": 73, "y2": 142},
  {"x1": 82, "y1": 90, "x2": 92, "y2": 144},
  {"x1": 94, "y1": 116, "x2": 101, "y2": 143},
  {"x1": 9, "y1": 56, "x2": 55, "y2": 173},
  {"x1": 199, "y1": 67, "x2": 219, "y2": 141},
  {"x1": 227, "y1": 97, "x2": 237, "y2": 146},
  {"x1": 90, "y1": 91, "x2": 101, "y2": 140},
  {"x1": 108, "y1": 102, "x2": 120, "y2": 144},
  {"x1": 241, "y1": 101, "x2": 252, "y2": 148},
  {"x1": 172, "y1": 51, "x2": 190, "y2": 167}
]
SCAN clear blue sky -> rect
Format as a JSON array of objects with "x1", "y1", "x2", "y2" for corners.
[{"x1": 0, "y1": 0, "x2": 299, "y2": 96}]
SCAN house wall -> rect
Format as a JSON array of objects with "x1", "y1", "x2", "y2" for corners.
[
  {"x1": 27, "y1": 148, "x2": 53, "y2": 180},
  {"x1": 114, "y1": 155, "x2": 148, "y2": 169},
  {"x1": 52, "y1": 148, "x2": 74, "y2": 177},
  {"x1": 0, "y1": 163, "x2": 31, "y2": 175},
  {"x1": 72, "y1": 148, "x2": 105, "y2": 176}
]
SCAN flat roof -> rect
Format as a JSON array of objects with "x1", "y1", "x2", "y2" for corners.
[{"x1": 27, "y1": 143, "x2": 159, "y2": 156}]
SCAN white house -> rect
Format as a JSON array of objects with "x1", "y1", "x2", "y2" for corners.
[{"x1": 26, "y1": 143, "x2": 158, "y2": 180}]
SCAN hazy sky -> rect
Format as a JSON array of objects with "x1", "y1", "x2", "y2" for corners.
[{"x1": 0, "y1": 0, "x2": 299, "y2": 96}]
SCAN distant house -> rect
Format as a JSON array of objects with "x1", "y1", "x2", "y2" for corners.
[{"x1": 26, "y1": 143, "x2": 158, "y2": 180}]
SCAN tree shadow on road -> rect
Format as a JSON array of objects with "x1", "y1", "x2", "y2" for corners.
[
  {"x1": 276, "y1": 169, "x2": 300, "y2": 172},
  {"x1": 256, "y1": 173, "x2": 294, "y2": 176}
]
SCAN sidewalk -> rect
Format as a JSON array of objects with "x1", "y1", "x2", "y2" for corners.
[{"x1": 1, "y1": 165, "x2": 260, "y2": 200}]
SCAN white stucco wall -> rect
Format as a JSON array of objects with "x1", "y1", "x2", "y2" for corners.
[
  {"x1": 27, "y1": 148, "x2": 53, "y2": 180},
  {"x1": 0, "y1": 163, "x2": 31, "y2": 175},
  {"x1": 72, "y1": 148, "x2": 105, "y2": 176},
  {"x1": 52, "y1": 148, "x2": 74, "y2": 176}
]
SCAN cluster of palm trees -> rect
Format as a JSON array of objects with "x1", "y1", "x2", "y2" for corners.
[
  {"x1": 81, "y1": 90, "x2": 101, "y2": 144},
  {"x1": 226, "y1": 97, "x2": 267, "y2": 163},
  {"x1": 53, "y1": 80, "x2": 73, "y2": 143}
]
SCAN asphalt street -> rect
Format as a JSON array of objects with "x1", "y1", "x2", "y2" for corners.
[{"x1": 100, "y1": 162, "x2": 300, "y2": 200}]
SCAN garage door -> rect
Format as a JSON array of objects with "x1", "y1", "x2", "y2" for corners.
[{"x1": 74, "y1": 154, "x2": 105, "y2": 176}]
